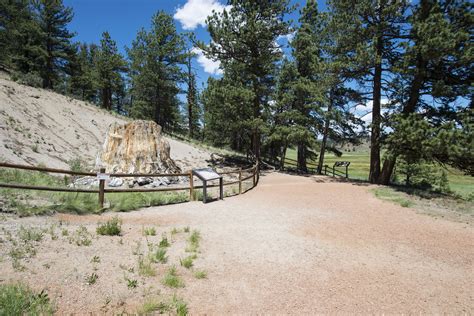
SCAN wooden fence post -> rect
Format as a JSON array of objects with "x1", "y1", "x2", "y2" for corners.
[
  {"x1": 189, "y1": 170, "x2": 194, "y2": 201},
  {"x1": 98, "y1": 167, "x2": 105, "y2": 208},
  {"x1": 238, "y1": 168, "x2": 242, "y2": 194}
]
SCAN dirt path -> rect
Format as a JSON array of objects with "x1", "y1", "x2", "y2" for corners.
[{"x1": 1, "y1": 172, "x2": 473, "y2": 313}]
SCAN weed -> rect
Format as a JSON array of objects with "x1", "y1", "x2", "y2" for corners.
[
  {"x1": 61, "y1": 228, "x2": 68, "y2": 236},
  {"x1": 179, "y1": 255, "x2": 195, "y2": 269},
  {"x1": 138, "y1": 256, "x2": 156, "y2": 277},
  {"x1": 194, "y1": 270, "x2": 207, "y2": 279},
  {"x1": 162, "y1": 266, "x2": 184, "y2": 288},
  {"x1": 149, "y1": 248, "x2": 168, "y2": 264},
  {"x1": 132, "y1": 241, "x2": 142, "y2": 256},
  {"x1": 96, "y1": 216, "x2": 121, "y2": 236},
  {"x1": 183, "y1": 226, "x2": 190, "y2": 233},
  {"x1": 91, "y1": 255, "x2": 100, "y2": 264},
  {"x1": 85, "y1": 272, "x2": 98, "y2": 285},
  {"x1": 185, "y1": 230, "x2": 200, "y2": 253},
  {"x1": 159, "y1": 234, "x2": 170, "y2": 248},
  {"x1": 125, "y1": 277, "x2": 138, "y2": 289},
  {"x1": 18, "y1": 226, "x2": 43, "y2": 242},
  {"x1": 47, "y1": 224, "x2": 58, "y2": 240},
  {"x1": 143, "y1": 227, "x2": 156, "y2": 236},
  {"x1": 0, "y1": 284, "x2": 53, "y2": 315},
  {"x1": 68, "y1": 225, "x2": 92, "y2": 246},
  {"x1": 171, "y1": 227, "x2": 180, "y2": 235},
  {"x1": 172, "y1": 295, "x2": 188, "y2": 316},
  {"x1": 138, "y1": 298, "x2": 168, "y2": 314}
]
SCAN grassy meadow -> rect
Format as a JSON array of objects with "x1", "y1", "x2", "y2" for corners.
[{"x1": 284, "y1": 148, "x2": 474, "y2": 199}]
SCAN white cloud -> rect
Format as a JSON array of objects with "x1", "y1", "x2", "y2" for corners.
[
  {"x1": 174, "y1": 0, "x2": 229, "y2": 30},
  {"x1": 192, "y1": 47, "x2": 223, "y2": 75},
  {"x1": 277, "y1": 32, "x2": 296, "y2": 43}
]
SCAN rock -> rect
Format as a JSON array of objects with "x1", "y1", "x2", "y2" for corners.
[
  {"x1": 71, "y1": 176, "x2": 99, "y2": 187},
  {"x1": 127, "y1": 180, "x2": 135, "y2": 188},
  {"x1": 158, "y1": 177, "x2": 170, "y2": 185},
  {"x1": 108, "y1": 178, "x2": 123, "y2": 187},
  {"x1": 137, "y1": 177, "x2": 152, "y2": 186},
  {"x1": 95, "y1": 120, "x2": 181, "y2": 174}
]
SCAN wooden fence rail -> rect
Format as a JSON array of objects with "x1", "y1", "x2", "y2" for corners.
[{"x1": 0, "y1": 162, "x2": 259, "y2": 208}]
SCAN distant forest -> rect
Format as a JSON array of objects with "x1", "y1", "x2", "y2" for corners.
[{"x1": 0, "y1": 0, "x2": 472, "y2": 184}]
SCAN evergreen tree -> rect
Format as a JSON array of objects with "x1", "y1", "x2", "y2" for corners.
[
  {"x1": 290, "y1": 0, "x2": 324, "y2": 172},
  {"x1": 35, "y1": 0, "x2": 74, "y2": 89},
  {"x1": 0, "y1": 0, "x2": 43, "y2": 75},
  {"x1": 202, "y1": 0, "x2": 293, "y2": 161},
  {"x1": 328, "y1": 0, "x2": 407, "y2": 183},
  {"x1": 96, "y1": 31, "x2": 126, "y2": 111},
  {"x1": 127, "y1": 11, "x2": 187, "y2": 129},
  {"x1": 186, "y1": 52, "x2": 201, "y2": 138},
  {"x1": 378, "y1": 0, "x2": 473, "y2": 184}
]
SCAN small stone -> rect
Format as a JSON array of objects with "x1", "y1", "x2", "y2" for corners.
[{"x1": 108, "y1": 178, "x2": 123, "y2": 187}]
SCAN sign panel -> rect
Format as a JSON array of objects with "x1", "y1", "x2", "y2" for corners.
[
  {"x1": 97, "y1": 173, "x2": 110, "y2": 180},
  {"x1": 193, "y1": 168, "x2": 221, "y2": 181}
]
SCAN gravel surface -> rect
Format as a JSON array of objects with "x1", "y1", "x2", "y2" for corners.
[{"x1": 1, "y1": 172, "x2": 472, "y2": 314}]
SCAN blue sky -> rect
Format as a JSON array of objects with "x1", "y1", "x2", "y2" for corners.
[{"x1": 63, "y1": 0, "x2": 324, "y2": 90}]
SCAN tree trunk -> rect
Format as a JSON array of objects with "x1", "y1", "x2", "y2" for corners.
[
  {"x1": 317, "y1": 92, "x2": 333, "y2": 174},
  {"x1": 297, "y1": 143, "x2": 307, "y2": 173},
  {"x1": 280, "y1": 143, "x2": 287, "y2": 170},
  {"x1": 369, "y1": 32, "x2": 383, "y2": 184}
]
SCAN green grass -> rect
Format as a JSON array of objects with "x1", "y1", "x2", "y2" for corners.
[
  {"x1": 149, "y1": 248, "x2": 168, "y2": 264},
  {"x1": 284, "y1": 148, "x2": 474, "y2": 198},
  {"x1": 138, "y1": 256, "x2": 156, "y2": 277},
  {"x1": 68, "y1": 225, "x2": 92, "y2": 246},
  {"x1": 179, "y1": 255, "x2": 196, "y2": 269},
  {"x1": 143, "y1": 227, "x2": 156, "y2": 236},
  {"x1": 0, "y1": 283, "x2": 54, "y2": 315},
  {"x1": 138, "y1": 295, "x2": 187, "y2": 315},
  {"x1": 162, "y1": 266, "x2": 184, "y2": 288},
  {"x1": 96, "y1": 216, "x2": 122, "y2": 236},
  {"x1": 194, "y1": 270, "x2": 207, "y2": 279},
  {"x1": 0, "y1": 168, "x2": 189, "y2": 216},
  {"x1": 373, "y1": 187, "x2": 415, "y2": 208},
  {"x1": 85, "y1": 272, "x2": 98, "y2": 285}
]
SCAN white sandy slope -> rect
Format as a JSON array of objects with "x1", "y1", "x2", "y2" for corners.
[{"x1": 0, "y1": 75, "x2": 212, "y2": 171}]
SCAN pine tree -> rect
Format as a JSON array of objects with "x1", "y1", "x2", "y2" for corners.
[
  {"x1": 127, "y1": 11, "x2": 187, "y2": 129},
  {"x1": 0, "y1": 0, "x2": 43, "y2": 75},
  {"x1": 96, "y1": 31, "x2": 126, "y2": 111},
  {"x1": 328, "y1": 0, "x2": 407, "y2": 183},
  {"x1": 202, "y1": 0, "x2": 293, "y2": 161},
  {"x1": 35, "y1": 0, "x2": 75, "y2": 89},
  {"x1": 290, "y1": 0, "x2": 324, "y2": 172},
  {"x1": 186, "y1": 53, "x2": 201, "y2": 138},
  {"x1": 378, "y1": 0, "x2": 473, "y2": 184}
]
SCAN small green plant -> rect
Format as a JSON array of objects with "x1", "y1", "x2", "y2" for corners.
[
  {"x1": 68, "y1": 158, "x2": 85, "y2": 173},
  {"x1": 91, "y1": 255, "x2": 100, "y2": 264},
  {"x1": 179, "y1": 255, "x2": 195, "y2": 269},
  {"x1": 85, "y1": 272, "x2": 98, "y2": 285},
  {"x1": 172, "y1": 295, "x2": 188, "y2": 316},
  {"x1": 149, "y1": 248, "x2": 168, "y2": 264},
  {"x1": 185, "y1": 230, "x2": 200, "y2": 252},
  {"x1": 162, "y1": 266, "x2": 184, "y2": 288},
  {"x1": 18, "y1": 226, "x2": 43, "y2": 242},
  {"x1": 138, "y1": 298, "x2": 169, "y2": 314},
  {"x1": 143, "y1": 227, "x2": 156, "y2": 236},
  {"x1": 183, "y1": 226, "x2": 190, "y2": 233},
  {"x1": 194, "y1": 270, "x2": 207, "y2": 279},
  {"x1": 138, "y1": 256, "x2": 156, "y2": 277},
  {"x1": 69, "y1": 225, "x2": 92, "y2": 246},
  {"x1": 96, "y1": 216, "x2": 122, "y2": 236},
  {"x1": 0, "y1": 284, "x2": 53, "y2": 315},
  {"x1": 159, "y1": 234, "x2": 170, "y2": 248},
  {"x1": 171, "y1": 227, "x2": 180, "y2": 235},
  {"x1": 125, "y1": 277, "x2": 138, "y2": 289},
  {"x1": 61, "y1": 228, "x2": 68, "y2": 236},
  {"x1": 47, "y1": 224, "x2": 58, "y2": 240}
]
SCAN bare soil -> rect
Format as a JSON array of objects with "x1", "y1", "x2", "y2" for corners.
[{"x1": 1, "y1": 172, "x2": 473, "y2": 314}]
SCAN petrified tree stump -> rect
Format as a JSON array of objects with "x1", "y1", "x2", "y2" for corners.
[{"x1": 95, "y1": 120, "x2": 181, "y2": 174}]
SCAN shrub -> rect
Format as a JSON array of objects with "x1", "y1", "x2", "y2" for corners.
[
  {"x1": 96, "y1": 216, "x2": 121, "y2": 236},
  {"x1": 143, "y1": 227, "x2": 156, "y2": 236},
  {"x1": 149, "y1": 248, "x2": 167, "y2": 264},
  {"x1": 194, "y1": 270, "x2": 207, "y2": 279}
]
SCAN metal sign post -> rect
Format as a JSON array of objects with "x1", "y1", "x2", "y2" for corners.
[{"x1": 192, "y1": 168, "x2": 223, "y2": 203}]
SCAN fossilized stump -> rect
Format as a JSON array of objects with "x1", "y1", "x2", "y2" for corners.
[{"x1": 96, "y1": 120, "x2": 181, "y2": 174}]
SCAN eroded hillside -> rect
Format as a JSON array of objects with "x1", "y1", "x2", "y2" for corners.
[{"x1": 0, "y1": 75, "x2": 213, "y2": 171}]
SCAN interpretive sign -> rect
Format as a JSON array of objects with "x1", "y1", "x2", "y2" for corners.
[{"x1": 192, "y1": 168, "x2": 223, "y2": 203}]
